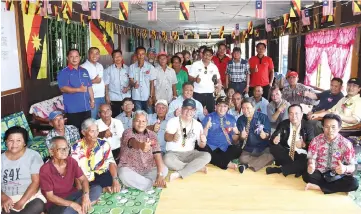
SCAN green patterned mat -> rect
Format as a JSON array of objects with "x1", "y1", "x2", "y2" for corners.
[
  {"x1": 89, "y1": 187, "x2": 162, "y2": 214},
  {"x1": 349, "y1": 171, "x2": 361, "y2": 208}
]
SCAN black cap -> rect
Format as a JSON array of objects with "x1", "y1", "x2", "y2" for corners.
[
  {"x1": 182, "y1": 98, "x2": 196, "y2": 109},
  {"x1": 216, "y1": 96, "x2": 228, "y2": 105},
  {"x1": 348, "y1": 78, "x2": 361, "y2": 87},
  {"x1": 233, "y1": 47, "x2": 241, "y2": 53}
]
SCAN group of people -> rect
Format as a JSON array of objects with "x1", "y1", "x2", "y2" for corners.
[{"x1": 2, "y1": 43, "x2": 361, "y2": 214}]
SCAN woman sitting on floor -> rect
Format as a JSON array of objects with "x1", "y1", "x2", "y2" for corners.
[
  {"x1": 1, "y1": 126, "x2": 45, "y2": 214},
  {"x1": 71, "y1": 118, "x2": 120, "y2": 194}
]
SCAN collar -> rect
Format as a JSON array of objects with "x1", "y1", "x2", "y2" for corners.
[
  {"x1": 323, "y1": 133, "x2": 341, "y2": 144},
  {"x1": 132, "y1": 128, "x2": 149, "y2": 135},
  {"x1": 86, "y1": 59, "x2": 98, "y2": 66},
  {"x1": 49, "y1": 156, "x2": 71, "y2": 176},
  {"x1": 122, "y1": 112, "x2": 134, "y2": 118},
  {"x1": 135, "y1": 61, "x2": 148, "y2": 68},
  {"x1": 113, "y1": 63, "x2": 124, "y2": 69},
  {"x1": 216, "y1": 55, "x2": 228, "y2": 62},
  {"x1": 67, "y1": 64, "x2": 81, "y2": 71}
]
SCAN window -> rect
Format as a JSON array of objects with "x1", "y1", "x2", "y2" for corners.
[
  {"x1": 48, "y1": 19, "x2": 88, "y2": 83},
  {"x1": 278, "y1": 35, "x2": 289, "y2": 75},
  {"x1": 240, "y1": 42, "x2": 246, "y2": 59},
  {"x1": 248, "y1": 38, "x2": 252, "y2": 58}
]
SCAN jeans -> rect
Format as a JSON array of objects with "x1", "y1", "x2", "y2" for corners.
[
  {"x1": 229, "y1": 82, "x2": 247, "y2": 94},
  {"x1": 134, "y1": 100, "x2": 153, "y2": 114},
  {"x1": 91, "y1": 97, "x2": 105, "y2": 119}
]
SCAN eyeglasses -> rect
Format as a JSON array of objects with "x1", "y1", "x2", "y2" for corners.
[
  {"x1": 204, "y1": 66, "x2": 207, "y2": 74},
  {"x1": 56, "y1": 147, "x2": 70, "y2": 153}
]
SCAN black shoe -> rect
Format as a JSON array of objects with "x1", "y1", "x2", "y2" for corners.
[
  {"x1": 266, "y1": 167, "x2": 282, "y2": 175},
  {"x1": 238, "y1": 164, "x2": 249, "y2": 173},
  {"x1": 295, "y1": 172, "x2": 302, "y2": 178}
]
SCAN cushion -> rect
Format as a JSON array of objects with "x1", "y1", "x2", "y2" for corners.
[
  {"x1": 28, "y1": 136, "x2": 49, "y2": 159},
  {"x1": 29, "y1": 95, "x2": 64, "y2": 119}
]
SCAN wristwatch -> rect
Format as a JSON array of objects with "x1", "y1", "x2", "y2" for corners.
[
  {"x1": 157, "y1": 172, "x2": 164, "y2": 177},
  {"x1": 113, "y1": 176, "x2": 119, "y2": 181}
]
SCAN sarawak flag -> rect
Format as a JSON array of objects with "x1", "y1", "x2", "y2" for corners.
[
  {"x1": 322, "y1": 0, "x2": 333, "y2": 16},
  {"x1": 22, "y1": 0, "x2": 30, "y2": 14},
  {"x1": 219, "y1": 26, "x2": 224, "y2": 38},
  {"x1": 104, "y1": 0, "x2": 111, "y2": 9},
  {"x1": 248, "y1": 21, "x2": 253, "y2": 34},
  {"x1": 90, "y1": 20, "x2": 114, "y2": 55},
  {"x1": 5, "y1": 0, "x2": 13, "y2": 11},
  {"x1": 283, "y1": 14, "x2": 291, "y2": 28},
  {"x1": 119, "y1": 2, "x2": 129, "y2": 20},
  {"x1": 255, "y1": 0, "x2": 265, "y2": 19},
  {"x1": 23, "y1": 3, "x2": 48, "y2": 79},
  {"x1": 301, "y1": 9, "x2": 310, "y2": 26},
  {"x1": 290, "y1": 0, "x2": 301, "y2": 18},
  {"x1": 352, "y1": 0, "x2": 361, "y2": 16},
  {"x1": 179, "y1": 1, "x2": 189, "y2": 20},
  {"x1": 61, "y1": 0, "x2": 72, "y2": 20}
]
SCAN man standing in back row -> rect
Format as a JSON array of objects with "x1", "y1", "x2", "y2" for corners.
[
  {"x1": 248, "y1": 43, "x2": 274, "y2": 98},
  {"x1": 212, "y1": 43, "x2": 230, "y2": 86}
]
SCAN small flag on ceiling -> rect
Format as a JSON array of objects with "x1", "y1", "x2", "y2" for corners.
[
  {"x1": 119, "y1": 2, "x2": 129, "y2": 20},
  {"x1": 148, "y1": 1, "x2": 157, "y2": 21},
  {"x1": 352, "y1": 0, "x2": 361, "y2": 16},
  {"x1": 104, "y1": 0, "x2": 111, "y2": 9},
  {"x1": 322, "y1": 0, "x2": 333, "y2": 16},
  {"x1": 283, "y1": 14, "x2": 291, "y2": 28},
  {"x1": 39, "y1": 0, "x2": 49, "y2": 17},
  {"x1": 179, "y1": 1, "x2": 190, "y2": 20},
  {"x1": 265, "y1": 18, "x2": 272, "y2": 32},
  {"x1": 61, "y1": 0, "x2": 72, "y2": 20},
  {"x1": 219, "y1": 26, "x2": 224, "y2": 38},
  {"x1": 301, "y1": 9, "x2": 310, "y2": 26},
  {"x1": 5, "y1": 0, "x2": 12, "y2": 11},
  {"x1": 290, "y1": 0, "x2": 301, "y2": 18},
  {"x1": 207, "y1": 32, "x2": 212, "y2": 39},
  {"x1": 248, "y1": 21, "x2": 253, "y2": 34},
  {"x1": 22, "y1": 0, "x2": 30, "y2": 14},
  {"x1": 255, "y1": 0, "x2": 265, "y2": 19},
  {"x1": 91, "y1": 1, "x2": 100, "y2": 19},
  {"x1": 235, "y1": 23, "x2": 239, "y2": 36},
  {"x1": 82, "y1": 0, "x2": 89, "y2": 11}
]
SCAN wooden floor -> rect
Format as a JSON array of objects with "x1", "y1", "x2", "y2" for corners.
[{"x1": 156, "y1": 165, "x2": 360, "y2": 214}]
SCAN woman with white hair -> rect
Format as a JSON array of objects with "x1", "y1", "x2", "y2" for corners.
[
  {"x1": 71, "y1": 118, "x2": 121, "y2": 194},
  {"x1": 118, "y1": 110, "x2": 168, "y2": 191}
]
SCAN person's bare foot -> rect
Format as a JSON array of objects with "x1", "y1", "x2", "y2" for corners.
[
  {"x1": 227, "y1": 162, "x2": 238, "y2": 171},
  {"x1": 169, "y1": 172, "x2": 181, "y2": 182},
  {"x1": 305, "y1": 183, "x2": 321, "y2": 191},
  {"x1": 198, "y1": 166, "x2": 208, "y2": 174}
]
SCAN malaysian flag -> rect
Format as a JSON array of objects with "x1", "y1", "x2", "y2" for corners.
[
  {"x1": 301, "y1": 9, "x2": 310, "y2": 26},
  {"x1": 82, "y1": 0, "x2": 89, "y2": 11},
  {"x1": 39, "y1": 0, "x2": 49, "y2": 16},
  {"x1": 255, "y1": 0, "x2": 265, "y2": 19},
  {"x1": 265, "y1": 18, "x2": 272, "y2": 32},
  {"x1": 235, "y1": 23, "x2": 239, "y2": 36},
  {"x1": 148, "y1": 1, "x2": 157, "y2": 21},
  {"x1": 322, "y1": 0, "x2": 333, "y2": 16},
  {"x1": 130, "y1": 0, "x2": 144, "y2": 4},
  {"x1": 91, "y1": 1, "x2": 100, "y2": 19}
]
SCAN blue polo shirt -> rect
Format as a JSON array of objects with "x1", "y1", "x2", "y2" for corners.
[
  {"x1": 57, "y1": 65, "x2": 92, "y2": 113},
  {"x1": 313, "y1": 90, "x2": 344, "y2": 112},
  {"x1": 202, "y1": 112, "x2": 236, "y2": 152},
  {"x1": 236, "y1": 112, "x2": 270, "y2": 153}
]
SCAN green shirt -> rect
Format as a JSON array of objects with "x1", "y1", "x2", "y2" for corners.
[{"x1": 175, "y1": 70, "x2": 188, "y2": 96}]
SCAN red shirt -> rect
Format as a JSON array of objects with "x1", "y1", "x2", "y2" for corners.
[
  {"x1": 212, "y1": 55, "x2": 230, "y2": 85},
  {"x1": 181, "y1": 65, "x2": 188, "y2": 73},
  {"x1": 40, "y1": 157, "x2": 84, "y2": 209},
  {"x1": 248, "y1": 55, "x2": 274, "y2": 87}
]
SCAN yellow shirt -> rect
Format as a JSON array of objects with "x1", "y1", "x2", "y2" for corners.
[{"x1": 330, "y1": 94, "x2": 361, "y2": 127}]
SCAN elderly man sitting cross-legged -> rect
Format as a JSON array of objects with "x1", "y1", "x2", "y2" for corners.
[
  {"x1": 303, "y1": 114, "x2": 359, "y2": 194},
  {"x1": 118, "y1": 110, "x2": 168, "y2": 191},
  {"x1": 40, "y1": 136, "x2": 102, "y2": 214}
]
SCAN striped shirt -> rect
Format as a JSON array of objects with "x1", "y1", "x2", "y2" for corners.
[{"x1": 225, "y1": 59, "x2": 249, "y2": 83}]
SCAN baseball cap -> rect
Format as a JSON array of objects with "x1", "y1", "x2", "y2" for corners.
[
  {"x1": 157, "y1": 51, "x2": 168, "y2": 57},
  {"x1": 347, "y1": 78, "x2": 361, "y2": 87},
  {"x1": 286, "y1": 71, "x2": 298, "y2": 78},
  {"x1": 182, "y1": 98, "x2": 196, "y2": 109},
  {"x1": 216, "y1": 96, "x2": 229, "y2": 105},
  {"x1": 49, "y1": 111, "x2": 63, "y2": 120},
  {"x1": 155, "y1": 99, "x2": 168, "y2": 107},
  {"x1": 147, "y1": 47, "x2": 156, "y2": 54}
]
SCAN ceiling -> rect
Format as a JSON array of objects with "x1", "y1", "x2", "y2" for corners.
[{"x1": 102, "y1": 0, "x2": 316, "y2": 35}]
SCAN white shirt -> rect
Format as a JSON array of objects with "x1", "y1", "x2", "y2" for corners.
[
  {"x1": 167, "y1": 96, "x2": 205, "y2": 121},
  {"x1": 115, "y1": 112, "x2": 134, "y2": 130},
  {"x1": 147, "y1": 113, "x2": 169, "y2": 153},
  {"x1": 227, "y1": 107, "x2": 243, "y2": 121},
  {"x1": 153, "y1": 66, "x2": 178, "y2": 103},
  {"x1": 129, "y1": 61, "x2": 156, "y2": 101},
  {"x1": 165, "y1": 117, "x2": 203, "y2": 152},
  {"x1": 96, "y1": 118, "x2": 124, "y2": 150},
  {"x1": 189, "y1": 60, "x2": 220, "y2": 93},
  {"x1": 81, "y1": 60, "x2": 105, "y2": 98},
  {"x1": 251, "y1": 97, "x2": 269, "y2": 115},
  {"x1": 103, "y1": 64, "x2": 131, "y2": 101},
  {"x1": 288, "y1": 123, "x2": 307, "y2": 155}
]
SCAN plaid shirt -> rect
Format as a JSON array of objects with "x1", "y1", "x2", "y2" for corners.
[
  {"x1": 225, "y1": 59, "x2": 249, "y2": 83},
  {"x1": 45, "y1": 125, "x2": 80, "y2": 148}
]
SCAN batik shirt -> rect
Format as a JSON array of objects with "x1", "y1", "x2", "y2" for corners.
[
  {"x1": 307, "y1": 134, "x2": 356, "y2": 173},
  {"x1": 71, "y1": 138, "x2": 115, "y2": 181}
]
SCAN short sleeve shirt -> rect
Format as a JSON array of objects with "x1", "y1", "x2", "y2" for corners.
[
  {"x1": 330, "y1": 94, "x2": 361, "y2": 127},
  {"x1": 176, "y1": 70, "x2": 189, "y2": 96},
  {"x1": 147, "y1": 114, "x2": 169, "y2": 153},
  {"x1": 40, "y1": 157, "x2": 83, "y2": 209},
  {"x1": 167, "y1": 96, "x2": 205, "y2": 121},
  {"x1": 118, "y1": 129, "x2": 160, "y2": 174},
  {"x1": 129, "y1": 61, "x2": 156, "y2": 101},
  {"x1": 81, "y1": 60, "x2": 105, "y2": 98},
  {"x1": 225, "y1": 59, "x2": 249, "y2": 83},
  {"x1": 1, "y1": 149, "x2": 43, "y2": 196},
  {"x1": 227, "y1": 107, "x2": 243, "y2": 121},
  {"x1": 96, "y1": 118, "x2": 124, "y2": 150},
  {"x1": 267, "y1": 100, "x2": 290, "y2": 129},
  {"x1": 189, "y1": 61, "x2": 220, "y2": 93},
  {"x1": 165, "y1": 117, "x2": 203, "y2": 152},
  {"x1": 248, "y1": 56, "x2": 274, "y2": 87},
  {"x1": 115, "y1": 112, "x2": 134, "y2": 130},
  {"x1": 250, "y1": 97, "x2": 269, "y2": 115},
  {"x1": 45, "y1": 125, "x2": 80, "y2": 148},
  {"x1": 282, "y1": 83, "x2": 317, "y2": 105},
  {"x1": 57, "y1": 65, "x2": 92, "y2": 113},
  {"x1": 103, "y1": 64, "x2": 131, "y2": 101},
  {"x1": 153, "y1": 66, "x2": 178, "y2": 103},
  {"x1": 212, "y1": 55, "x2": 230, "y2": 85},
  {"x1": 307, "y1": 134, "x2": 356, "y2": 173},
  {"x1": 313, "y1": 90, "x2": 344, "y2": 112}
]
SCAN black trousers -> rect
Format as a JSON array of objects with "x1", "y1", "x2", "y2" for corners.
[
  {"x1": 270, "y1": 144, "x2": 307, "y2": 176},
  {"x1": 2, "y1": 198, "x2": 44, "y2": 214},
  {"x1": 112, "y1": 148, "x2": 121, "y2": 164},
  {"x1": 197, "y1": 144, "x2": 242, "y2": 170},
  {"x1": 66, "y1": 111, "x2": 91, "y2": 133},
  {"x1": 302, "y1": 170, "x2": 359, "y2": 194},
  {"x1": 249, "y1": 85, "x2": 270, "y2": 100},
  {"x1": 193, "y1": 92, "x2": 215, "y2": 113},
  {"x1": 110, "y1": 101, "x2": 123, "y2": 118},
  {"x1": 89, "y1": 170, "x2": 113, "y2": 188}
]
